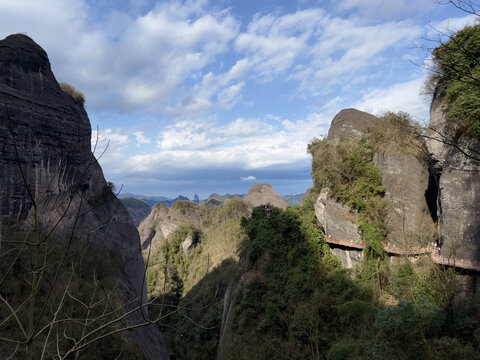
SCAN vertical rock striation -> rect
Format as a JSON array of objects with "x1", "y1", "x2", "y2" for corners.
[
  {"x1": 426, "y1": 88, "x2": 480, "y2": 261},
  {"x1": 0, "y1": 34, "x2": 167, "y2": 359}
]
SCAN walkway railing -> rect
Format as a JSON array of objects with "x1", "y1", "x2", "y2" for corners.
[{"x1": 324, "y1": 235, "x2": 480, "y2": 272}]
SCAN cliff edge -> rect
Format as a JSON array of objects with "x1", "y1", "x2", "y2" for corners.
[{"x1": 0, "y1": 34, "x2": 167, "y2": 359}]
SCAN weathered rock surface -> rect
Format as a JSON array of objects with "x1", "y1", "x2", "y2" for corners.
[
  {"x1": 373, "y1": 151, "x2": 436, "y2": 247},
  {"x1": 242, "y1": 183, "x2": 288, "y2": 210},
  {"x1": 138, "y1": 201, "x2": 201, "y2": 251},
  {"x1": 0, "y1": 34, "x2": 167, "y2": 359},
  {"x1": 426, "y1": 88, "x2": 480, "y2": 261},
  {"x1": 326, "y1": 108, "x2": 377, "y2": 145},
  {"x1": 330, "y1": 248, "x2": 363, "y2": 268},
  {"x1": 314, "y1": 189, "x2": 362, "y2": 242}
]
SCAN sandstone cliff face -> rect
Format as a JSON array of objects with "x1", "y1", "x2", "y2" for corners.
[
  {"x1": 314, "y1": 107, "x2": 437, "y2": 263},
  {"x1": 0, "y1": 34, "x2": 167, "y2": 359},
  {"x1": 372, "y1": 151, "x2": 436, "y2": 248},
  {"x1": 242, "y1": 183, "x2": 288, "y2": 210},
  {"x1": 326, "y1": 108, "x2": 377, "y2": 145},
  {"x1": 138, "y1": 201, "x2": 201, "y2": 251},
  {"x1": 426, "y1": 88, "x2": 480, "y2": 261}
]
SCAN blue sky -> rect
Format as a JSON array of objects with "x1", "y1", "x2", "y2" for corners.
[{"x1": 0, "y1": 0, "x2": 476, "y2": 198}]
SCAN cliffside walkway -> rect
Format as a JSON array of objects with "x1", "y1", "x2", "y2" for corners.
[{"x1": 324, "y1": 236, "x2": 480, "y2": 272}]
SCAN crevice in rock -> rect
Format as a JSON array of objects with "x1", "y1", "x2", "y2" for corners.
[{"x1": 425, "y1": 159, "x2": 441, "y2": 224}]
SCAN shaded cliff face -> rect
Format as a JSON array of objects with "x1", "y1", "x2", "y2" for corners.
[
  {"x1": 242, "y1": 183, "x2": 288, "y2": 210},
  {"x1": 426, "y1": 88, "x2": 480, "y2": 261},
  {"x1": 0, "y1": 34, "x2": 167, "y2": 359},
  {"x1": 121, "y1": 197, "x2": 151, "y2": 226}
]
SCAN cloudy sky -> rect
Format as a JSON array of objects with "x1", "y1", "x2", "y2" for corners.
[{"x1": 0, "y1": 0, "x2": 476, "y2": 198}]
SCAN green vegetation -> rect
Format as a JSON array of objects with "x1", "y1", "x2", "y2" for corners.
[
  {"x1": 430, "y1": 24, "x2": 480, "y2": 140},
  {"x1": 120, "y1": 197, "x2": 149, "y2": 209},
  {"x1": 222, "y1": 204, "x2": 480, "y2": 360},
  {"x1": 0, "y1": 222, "x2": 141, "y2": 359},
  {"x1": 145, "y1": 197, "x2": 249, "y2": 359}
]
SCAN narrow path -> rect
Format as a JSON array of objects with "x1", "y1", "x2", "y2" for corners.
[{"x1": 324, "y1": 236, "x2": 480, "y2": 272}]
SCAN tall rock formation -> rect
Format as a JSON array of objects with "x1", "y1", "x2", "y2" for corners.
[
  {"x1": 0, "y1": 34, "x2": 167, "y2": 359},
  {"x1": 327, "y1": 108, "x2": 378, "y2": 145},
  {"x1": 313, "y1": 108, "x2": 437, "y2": 266},
  {"x1": 426, "y1": 87, "x2": 480, "y2": 261},
  {"x1": 314, "y1": 109, "x2": 376, "y2": 251}
]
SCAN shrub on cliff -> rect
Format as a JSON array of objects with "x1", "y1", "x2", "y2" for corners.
[
  {"x1": 59, "y1": 81, "x2": 85, "y2": 105},
  {"x1": 429, "y1": 24, "x2": 480, "y2": 140}
]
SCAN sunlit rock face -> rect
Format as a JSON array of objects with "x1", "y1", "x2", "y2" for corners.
[
  {"x1": 314, "y1": 107, "x2": 437, "y2": 265},
  {"x1": 0, "y1": 34, "x2": 168, "y2": 359},
  {"x1": 326, "y1": 108, "x2": 377, "y2": 145},
  {"x1": 372, "y1": 151, "x2": 436, "y2": 248},
  {"x1": 138, "y1": 201, "x2": 201, "y2": 251},
  {"x1": 426, "y1": 87, "x2": 480, "y2": 262},
  {"x1": 242, "y1": 183, "x2": 288, "y2": 210}
]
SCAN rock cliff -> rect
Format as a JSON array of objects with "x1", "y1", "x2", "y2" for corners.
[
  {"x1": 426, "y1": 88, "x2": 480, "y2": 261},
  {"x1": 0, "y1": 34, "x2": 167, "y2": 359},
  {"x1": 242, "y1": 183, "x2": 288, "y2": 210},
  {"x1": 326, "y1": 108, "x2": 378, "y2": 145},
  {"x1": 313, "y1": 108, "x2": 437, "y2": 266},
  {"x1": 138, "y1": 201, "x2": 202, "y2": 251},
  {"x1": 372, "y1": 151, "x2": 436, "y2": 248}
]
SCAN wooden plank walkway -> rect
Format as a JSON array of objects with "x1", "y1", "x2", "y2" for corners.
[{"x1": 324, "y1": 235, "x2": 480, "y2": 272}]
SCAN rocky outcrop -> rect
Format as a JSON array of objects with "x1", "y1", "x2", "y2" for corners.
[
  {"x1": 327, "y1": 108, "x2": 377, "y2": 145},
  {"x1": 373, "y1": 152, "x2": 436, "y2": 247},
  {"x1": 242, "y1": 184, "x2": 288, "y2": 210},
  {"x1": 0, "y1": 34, "x2": 167, "y2": 359},
  {"x1": 426, "y1": 88, "x2": 480, "y2": 261},
  {"x1": 314, "y1": 189, "x2": 362, "y2": 242},
  {"x1": 138, "y1": 201, "x2": 201, "y2": 251}
]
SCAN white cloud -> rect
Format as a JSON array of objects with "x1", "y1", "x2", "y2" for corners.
[
  {"x1": 133, "y1": 131, "x2": 151, "y2": 145},
  {"x1": 95, "y1": 111, "x2": 331, "y2": 178},
  {"x1": 240, "y1": 176, "x2": 256, "y2": 181},
  {"x1": 335, "y1": 0, "x2": 434, "y2": 20},
  {"x1": 351, "y1": 76, "x2": 429, "y2": 121},
  {"x1": 0, "y1": 0, "x2": 239, "y2": 113},
  {"x1": 429, "y1": 14, "x2": 477, "y2": 34},
  {"x1": 217, "y1": 82, "x2": 245, "y2": 109}
]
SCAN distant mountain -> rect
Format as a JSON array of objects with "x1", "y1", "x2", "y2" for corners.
[
  {"x1": 120, "y1": 198, "x2": 151, "y2": 226},
  {"x1": 200, "y1": 193, "x2": 244, "y2": 206},
  {"x1": 118, "y1": 193, "x2": 191, "y2": 208},
  {"x1": 282, "y1": 193, "x2": 304, "y2": 206}
]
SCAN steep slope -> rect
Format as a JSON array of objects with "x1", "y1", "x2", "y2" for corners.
[
  {"x1": 121, "y1": 197, "x2": 151, "y2": 225},
  {"x1": 138, "y1": 201, "x2": 201, "y2": 251},
  {"x1": 0, "y1": 34, "x2": 167, "y2": 359}
]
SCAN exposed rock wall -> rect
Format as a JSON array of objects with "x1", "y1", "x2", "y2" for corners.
[
  {"x1": 314, "y1": 189, "x2": 362, "y2": 242},
  {"x1": 326, "y1": 108, "x2": 377, "y2": 145},
  {"x1": 373, "y1": 151, "x2": 436, "y2": 247},
  {"x1": 242, "y1": 183, "x2": 288, "y2": 210},
  {"x1": 138, "y1": 201, "x2": 201, "y2": 251},
  {"x1": 0, "y1": 34, "x2": 167, "y2": 359},
  {"x1": 426, "y1": 88, "x2": 480, "y2": 261}
]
